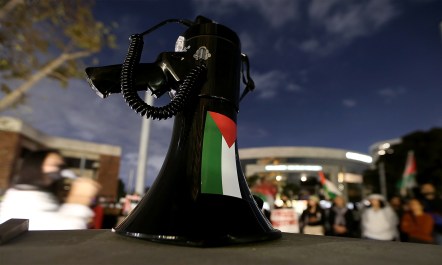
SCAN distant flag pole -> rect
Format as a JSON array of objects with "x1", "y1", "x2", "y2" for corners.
[
  {"x1": 399, "y1": 150, "x2": 417, "y2": 197},
  {"x1": 318, "y1": 171, "x2": 342, "y2": 200}
]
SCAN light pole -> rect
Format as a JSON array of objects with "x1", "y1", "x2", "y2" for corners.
[{"x1": 135, "y1": 92, "x2": 153, "y2": 195}]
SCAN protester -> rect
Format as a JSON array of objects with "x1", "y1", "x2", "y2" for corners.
[
  {"x1": 0, "y1": 150, "x2": 101, "y2": 230},
  {"x1": 390, "y1": 195, "x2": 405, "y2": 217},
  {"x1": 419, "y1": 183, "x2": 442, "y2": 245},
  {"x1": 300, "y1": 195, "x2": 325, "y2": 235},
  {"x1": 361, "y1": 194, "x2": 398, "y2": 241},
  {"x1": 389, "y1": 195, "x2": 408, "y2": 242},
  {"x1": 89, "y1": 198, "x2": 105, "y2": 229},
  {"x1": 326, "y1": 195, "x2": 355, "y2": 237},
  {"x1": 401, "y1": 198, "x2": 434, "y2": 244}
]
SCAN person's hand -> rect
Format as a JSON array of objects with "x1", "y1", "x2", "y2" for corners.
[
  {"x1": 308, "y1": 217, "x2": 318, "y2": 223},
  {"x1": 65, "y1": 177, "x2": 101, "y2": 206},
  {"x1": 333, "y1": 224, "x2": 347, "y2": 234}
]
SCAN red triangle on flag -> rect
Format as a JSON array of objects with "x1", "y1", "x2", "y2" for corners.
[
  {"x1": 404, "y1": 152, "x2": 417, "y2": 175},
  {"x1": 318, "y1": 171, "x2": 326, "y2": 185},
  {"x1": 209, "y1": 111, "x2": 237, "y2": 147}
]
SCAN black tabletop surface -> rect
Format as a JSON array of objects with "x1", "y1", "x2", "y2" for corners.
[{"x1": 0, "y1": 230, "x2": 441, "y2": 265}]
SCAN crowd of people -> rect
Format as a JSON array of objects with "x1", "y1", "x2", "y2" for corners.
[
  {"x1": 1, "y1": 149, "x2": 442, "y2": 247},
  {"x1": 298, "y1": 184, "x2": 442, "y2": 245}
]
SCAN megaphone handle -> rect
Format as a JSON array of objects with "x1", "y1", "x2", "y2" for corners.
[
  {"x1": 120, "y1": 34, "x2": 207, "y2": 120},
  {"x1": 239, "y1": 53, "x2": 255, "y2": 102}
]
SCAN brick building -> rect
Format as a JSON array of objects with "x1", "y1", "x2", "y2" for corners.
[{"x1": 0, "y1": 116, "x2": 121, "y2": 198}]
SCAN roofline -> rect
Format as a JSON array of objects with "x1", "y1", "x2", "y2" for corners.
[
  {"x1": 239, "y1": 146, "x2": 371, "y2": 163},
  {"x1": 368, "y1": 138, "x2": 402, "y2": 153},
  {"x1": 0, "y1": 116, "x2": 121, "y2": 156}
]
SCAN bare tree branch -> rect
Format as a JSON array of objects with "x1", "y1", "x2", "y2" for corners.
[
  {"x1": 0, "y1": 50, "x2": 91, "y2": 112},
  {"x1": 0, "y1": 0, "x2": 24, "y2": 20},
  {"x1": 0, "y1": 1, "x2": 115, "y2": 111}
]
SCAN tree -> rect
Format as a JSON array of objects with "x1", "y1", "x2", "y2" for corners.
[
  {"x1": 363, "y1": 128, "x2": 442, "y2": 197},
  {"x1": 0, "y1": 0, "x2": 116, "y2": 111}
]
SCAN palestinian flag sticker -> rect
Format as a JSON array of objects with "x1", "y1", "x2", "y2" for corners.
[{"x1": 201, "y1": 111, "x2": 242, "y2": 199}]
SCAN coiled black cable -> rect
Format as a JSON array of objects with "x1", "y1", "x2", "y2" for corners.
[{"x1": 121, "y1": 34, "x2": 207, "y2": 120}]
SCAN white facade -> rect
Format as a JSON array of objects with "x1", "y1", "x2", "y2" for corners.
[{"x1": 238, "y1": 146, "x2": 372, "y2": 201}]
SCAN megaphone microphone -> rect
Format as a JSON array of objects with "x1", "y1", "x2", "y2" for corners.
[{"x1": 85, "y1": 16, "x2": 281, "y2": 246}]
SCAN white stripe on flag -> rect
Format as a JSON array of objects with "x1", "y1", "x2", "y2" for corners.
[
  {"x1": 221, "y1": 140, "x2": 242, "y2": 198},
  {"x1": 325, "y1": 179, "x2": 342, "y2": 196}
]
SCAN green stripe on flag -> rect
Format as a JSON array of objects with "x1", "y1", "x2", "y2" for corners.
[{"x1": 201, "y1": 113, "x2": 223, "y2": 195}]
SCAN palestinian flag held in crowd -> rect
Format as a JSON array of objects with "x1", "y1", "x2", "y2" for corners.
[
  {"x1": 201, "y1": 111, "x2": 242, "y2": 199},
  {"x1": 318, "y1": 171, "x2": 342, "y2": 200},
  {"x1": 399, "y1": 150, "x2": 417, "y2": 197}
]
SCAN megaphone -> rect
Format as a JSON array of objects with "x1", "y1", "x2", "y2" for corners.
[{"x1": 85, "y1": 16, "x2": 281, "y2": 246}]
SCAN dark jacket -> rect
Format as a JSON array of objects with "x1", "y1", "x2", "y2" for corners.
[
  {"x1": 326, "y1": 206, "x2": 356, "y2": 237},
  {"x1": 300, "y1": 207, "x2": 325, "y2": 233}
]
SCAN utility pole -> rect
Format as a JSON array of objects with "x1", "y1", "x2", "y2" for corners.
[{"x1": 379, "y1": 161, "x2": 388, "y2": 199}]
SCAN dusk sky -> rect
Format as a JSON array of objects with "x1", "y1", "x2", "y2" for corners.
[{"x1": 5, "y1": 0, "x2": 442, "y2": 188}]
